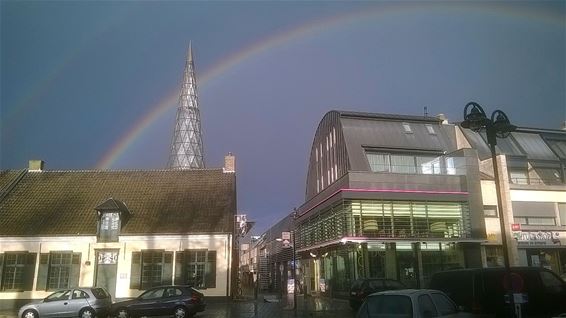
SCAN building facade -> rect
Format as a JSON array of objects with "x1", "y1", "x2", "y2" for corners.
[
  {"x1": 0, "y1": 158, "x2": 236, "y2": 309},
  {"x1": 294, "y1": 111, "x2": 487, "y2": 297},
  {"x1": 462, "y1": 126, "x2": 566, "y2": 277},
  {"x1": 280, "y1": 110, "x2": 566, "y2": 299}
]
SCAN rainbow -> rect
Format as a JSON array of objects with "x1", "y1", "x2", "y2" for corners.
[{"x1": 96, "y1": 2, "x2": 564, "y2": 169}]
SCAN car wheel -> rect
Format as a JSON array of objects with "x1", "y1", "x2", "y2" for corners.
[
  {"x1": 115, "y1": 308, "x2": 130, "y2": 318},
  {"x1": 80, "y1": 308, "x2": 95, "y2": 318},
  {"x1": 174, "y1": 306, "x2": 187, "y2": 318},
  {"x1": 22, "y1": 310, "x2": 38, "y2": 318}
]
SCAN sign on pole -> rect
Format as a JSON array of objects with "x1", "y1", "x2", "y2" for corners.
[{"x1": 282, "y1": 231, "x2": 291, "y2": 240}]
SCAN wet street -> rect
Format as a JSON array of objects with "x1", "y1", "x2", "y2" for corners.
[{"x1": 0, "y1": 294, "x2": 356, "y2": 318}]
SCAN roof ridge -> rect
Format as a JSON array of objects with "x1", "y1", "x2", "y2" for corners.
[
  {"x1": 336, "y1": 110, "x2": 442, "y2": 123},
  {"x1": 26, "y1": 168, "x2": 225, "y2": 173}
]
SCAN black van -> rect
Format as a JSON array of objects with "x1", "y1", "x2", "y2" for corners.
[{"x1": 429, "y1": 267, "x2": 566, "y2": 317}]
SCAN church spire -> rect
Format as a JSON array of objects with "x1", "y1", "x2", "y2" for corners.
[{"x1": 168, "y1": 42, "x2": 205, "y2": 169}]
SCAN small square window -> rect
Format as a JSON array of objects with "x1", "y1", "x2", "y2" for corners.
[
  {"x1": 484, "y1": 205, "x2": 498, "y2": 217},
  {"x1": 425, "y1": 124, "x2": 436, "y2": 135},
  {"x1": 402, "y1": 122, "x2": 413, "y2": 133},
  {"x1": 514, "y1": 217, "x2": 527, "y2": 225}
]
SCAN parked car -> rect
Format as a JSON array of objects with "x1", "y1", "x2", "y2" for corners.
[
  {"x1": 356, "y1": 289, "x2": 473, "y2": 318},
  {"x1": 429, "y1": 267, "x2": 566, "y2": 317},
  {"x1": 350, "y1": 278, "x2": 406, "y2": 309},
  {"x1": 18, "y1": 287, "x2": 112, "y2": 318},
  {"x1": 110, "y1": 285, "x2": 205, "y2": 318}
]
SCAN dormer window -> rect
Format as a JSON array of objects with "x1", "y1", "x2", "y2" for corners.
[
  {"x1": 402, "y1": 122, "x2": 413, "y2": 133},
  {"x1": 425, "y1": 124, "x2": 436, "y2": 135},
  {"x1": 95, "y1": 198, "x2": 131, "y2": 243},
  {"x1": 100, "y1": 212, "x2": 120, "y2": 242}
]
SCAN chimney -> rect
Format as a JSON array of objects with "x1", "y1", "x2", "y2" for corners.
[
  {"x1": 436, "y1": 113, "x2": 448, "y2": 124},
  {"x1": 224, "y1": 153, "x2": 235, "y2": 173},
  {"x1": 29, "y1": 160, "x2": 45, "y2": 171}
]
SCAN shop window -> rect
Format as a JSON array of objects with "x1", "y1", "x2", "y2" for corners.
[
  {"x1": 514, "y1": 217, "x2": 527, "y2": 225},
  {"x1": 485, "y1": 246, "x2": 503, "y2": 267},
  {"x1": 527, "y1": 217, "x2": 556, "y2": 226},
  {"x1": 130, "y1": 250, "x2": 173, "y2": 290},
  {"x1": 0, "y1": 252, "x2": 36, "y2": 291},
  {"x1": 174, "y1": 250, "x2": 216, "y2": 288},
  {"x1": 514, "y1": 217, "x2": 555, "y2": 226},
  {"x1": 36, "y1": 252, "x2": 81, "y2": 291}
]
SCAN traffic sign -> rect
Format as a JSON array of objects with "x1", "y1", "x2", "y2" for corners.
[{"x1": 282, "y1": 231, "x2": 291, "y2": 240}]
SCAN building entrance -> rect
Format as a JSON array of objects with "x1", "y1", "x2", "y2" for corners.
[{"x1": 95, "y1": 250, "x2": 118, "y2": 298}]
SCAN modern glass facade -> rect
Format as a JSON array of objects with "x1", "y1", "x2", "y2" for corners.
[
  {"x1": 304, "y1": 241, "x2": 466, "y2": 298},
  {"x1": 297, "y1": 199, "x2": 471, "y2": 249},
  {"x1": 296, "y1": 198, "x2": 471, "y2": 297}
]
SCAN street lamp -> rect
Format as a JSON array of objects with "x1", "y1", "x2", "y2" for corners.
[{"x1": 461, "y1": 101, "x2": 517, "y2": 317}]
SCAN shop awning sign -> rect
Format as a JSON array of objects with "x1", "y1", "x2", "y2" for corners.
[{"x1": 513, "y1": 231, "x2": 562, "y2": 246}]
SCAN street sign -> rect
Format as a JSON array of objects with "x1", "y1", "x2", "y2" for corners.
[
  {"x1": 282, "y1": 239, "x2": 291, "y2": 248},
  {"x1": 282, "y1": 231, "x2": 291, "y2": 240},
  {"x1": 512, "y1": 223, "x2": 521, "y2": 231}
]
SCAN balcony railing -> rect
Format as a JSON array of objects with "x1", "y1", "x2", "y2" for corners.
[{"x1": 510, "y1": 176, "x2": 564, "y2": 186}]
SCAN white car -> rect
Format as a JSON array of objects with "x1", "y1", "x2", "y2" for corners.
[
  {"x1": 356, "y1": 289, "x2": 474, "y2": 318},
  {"x1": 18, "y1": 287, "x2": 112, "y2": 318}
]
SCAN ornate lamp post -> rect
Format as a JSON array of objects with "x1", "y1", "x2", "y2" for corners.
[{"x1": 461, "y1": 102, "x2": 517, "y2": 317}]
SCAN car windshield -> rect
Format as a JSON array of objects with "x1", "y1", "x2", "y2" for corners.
[
  {"x1": 366, "y1": 295, "x2": 413, "y2": 318},
  {"x1": 139, "y1": 288, "x2": 164, "y2": 300},
  {"x1": 45, "y1": 290, "x2": 71, "y2": 302}
]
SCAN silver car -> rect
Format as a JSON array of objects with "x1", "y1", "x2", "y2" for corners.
[
  {"x1": 18, "y1": 287, "x2": 112, "y2": 318},
  {"x1": 357, "y1": 289, "x2": 474, "y2": 318}
]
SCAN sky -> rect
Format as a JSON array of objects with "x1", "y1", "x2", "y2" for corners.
[{"x1": 1, "y1": 1, "x2": 565, "y2": 234}]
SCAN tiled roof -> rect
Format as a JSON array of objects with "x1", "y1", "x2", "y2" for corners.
[{"x1": 0, "y1": 169, "x2": 236, "y2": 236}]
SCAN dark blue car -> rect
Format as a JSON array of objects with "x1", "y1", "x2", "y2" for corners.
[{"x1": 111, "y1": 285, "x2": 205, "y2": 318}]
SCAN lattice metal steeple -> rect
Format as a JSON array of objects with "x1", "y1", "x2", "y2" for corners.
[{"x1": 168, "y1": 42, "x2": 205, "y2": 169}]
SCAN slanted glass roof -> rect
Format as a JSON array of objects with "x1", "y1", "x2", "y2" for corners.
[
  {"x1": 495, "y1": 135, "x2": 523, "y2": 156},
  {"x1": 546, "y1": 139, "x2": 566, "y2": 159},
  {"x1": 511, "y1": 132, "x2": 558, "y2": 160}
]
